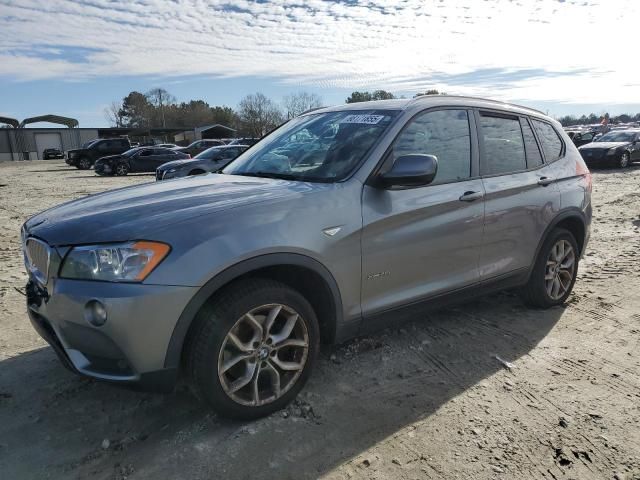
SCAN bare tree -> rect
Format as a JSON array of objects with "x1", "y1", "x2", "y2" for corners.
[
  {"x1": 104, "y1": 101, "x2": 124, "y2": 127},
  {"x1": 146, "y1": 88, "x2": 176, "y2": 128},
  {"x1": 282, "y1": 92, "x2": 323, "y2": 119},
  {"x1": 238, "y1": 93, "x2": 284, "y2": 137}
]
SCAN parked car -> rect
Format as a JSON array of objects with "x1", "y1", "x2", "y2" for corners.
[
  {"x1": 94, "y1": 147, "x2": 190, "y2": 176},
  {"x1": 174, "y1": 139, "x2": 225, "y2": 157},
  {"x1": 578, "y1": 129, "x2": 640, "y2": 168},
  {"x1": 22, "y1": 96, "x2": 591, "y2": 420},
  {"x1": 156, "y1": 145, "x2": 248, "y2": 181},
  {"x1": 42, "y1": 148, "x2": 64, "y2": 160},
  {"x1": 227, "y1": 137, "x2": 260, "y2": 147},
  {"x1": 66, "y1": 138, "x2": 131, "y2": 169},
  {"x1": 567, "y1": 130, "x2": 597, "y2": 147}
]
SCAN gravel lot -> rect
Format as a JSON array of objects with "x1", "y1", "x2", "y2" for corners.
[{"x1": 1, "y1": 161, "x2": 639, "y2": 480}]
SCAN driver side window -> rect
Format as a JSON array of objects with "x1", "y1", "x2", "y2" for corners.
[{"x1": 391, "y1": 109, "x2": 472, "y2": 184}]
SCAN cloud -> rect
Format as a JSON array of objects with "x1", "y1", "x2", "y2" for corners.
[{"x1": 0, "y1": 0, "x2": 638, "y2": 104}]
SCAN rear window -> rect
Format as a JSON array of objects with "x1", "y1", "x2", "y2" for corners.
[
  {"x1": 479, "y1": 115, "x2": 526, "y2": 175},
  {"x1": 532, "y1": 120, "x2": 563, "y2": 162}
]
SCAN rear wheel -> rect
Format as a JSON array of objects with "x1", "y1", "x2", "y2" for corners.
[
  {"x1": 77, "y1": 157, "x2": 91, "y2": 170},
  {"x1": 619, "y1": 152, "x2": 630, "y2": 168},
  {"x1": 520, "y1": 228, "x2": 579, "y2": 308},
  {"x1": 115, "y1": 163, "x2": 129, "y2": 176},
  {"x1": 187, "y1": 278, "x2": 319, "y2": 420}
]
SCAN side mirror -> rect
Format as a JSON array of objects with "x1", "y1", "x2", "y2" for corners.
[{"x1": 377, "y1": 154, "x2": 438, "y2": 188}]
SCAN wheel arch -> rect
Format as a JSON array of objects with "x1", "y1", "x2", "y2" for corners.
[
  {"x1": 527, "y1": 209, "x2": 587, "y2": 281},
  {"x1": 163, "y1": 253, "x2": 343, "y2": 370}
]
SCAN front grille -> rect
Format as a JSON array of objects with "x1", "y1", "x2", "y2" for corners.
[
  {"x1": 25, "y1": 238, "x2": 51, "y2": 284},
  {"x1": 581, "y1": 149, "x2": 605, "y2": 160}
]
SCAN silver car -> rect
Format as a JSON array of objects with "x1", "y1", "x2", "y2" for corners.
[{"x1": 22, "y1": 96, "x2": 592, "y2": 419}]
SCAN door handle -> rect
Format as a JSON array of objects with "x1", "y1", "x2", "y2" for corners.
[
  {"x1": 537, "y1": 176, "x2": 555, "y2": 186},
  {"x1": 459, "y1": 191, "x2": 484, "y2": 202}
]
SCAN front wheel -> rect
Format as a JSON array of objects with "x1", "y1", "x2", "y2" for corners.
[
  {"x1": 115, "y1": 163, "x2": 129, "y2": 176},
  {"x1": 520, "y1": 228, "x2": 579, "y2": 308},
  {"x1": 187, "y1": 279, "x2": 319, "y2": 420},
  {"x1": 77, "y1": 157, "x2": 91, "y2": 170}
]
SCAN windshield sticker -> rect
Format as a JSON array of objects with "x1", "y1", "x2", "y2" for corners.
[{"x1": 340, "y1": 114, "x2": 385, "y2": 125}]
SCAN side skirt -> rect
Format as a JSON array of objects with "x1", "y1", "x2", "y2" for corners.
[{"x1": 358, "y1": 268, "x2": 529, "y2": 336}]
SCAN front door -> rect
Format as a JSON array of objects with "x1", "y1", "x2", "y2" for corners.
[{"x1": 361, "y1": 108, "x2": 485, "y2": 318}]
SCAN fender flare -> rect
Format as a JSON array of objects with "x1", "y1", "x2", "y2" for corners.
[{"x1": 163, "y1": 253, "x2": 343, "y2": 369}]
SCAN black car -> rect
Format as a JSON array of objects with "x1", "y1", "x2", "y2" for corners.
[
  {"x1": 156, "y1": 145, "x2": 247, "y2": 181},
  {"x1": 567, "y1": 130, "x2": 597, "y2": 148},
  {"x1": 578, "y1": 130, "x2": 640, "y2": 168},
  {"x1": 66, "y1": 138, "x2": 131, "y2": 169},
  {"x1": 42, "y1": 148, "x2": 64, "y2": 160},
  {"x1": 174, "y1": 139, "x2": 225, "y2": 157},
  {"x1": 94, "y1": 147, "x2": 190, "y2": 176}
]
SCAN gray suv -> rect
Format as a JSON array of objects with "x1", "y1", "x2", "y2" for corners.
[{"x1": 22, "y1": 96, "x2": 592, "y2": 419}]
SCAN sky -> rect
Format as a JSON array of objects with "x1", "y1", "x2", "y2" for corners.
[{"x1": 1, "y1": 0, "x2": 639, "y2": 127}]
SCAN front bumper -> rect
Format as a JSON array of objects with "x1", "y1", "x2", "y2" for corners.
[
  {"x1": 94, "y1": 163, "x2": 111, "y2": 175},
  {"x1": 26, "y1": 276, "x2": 198, "y2": 392}
]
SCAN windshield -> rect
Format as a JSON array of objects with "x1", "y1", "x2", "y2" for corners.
[
  {"x1": 195, "y1": 147, "x2": 222, "y2": 160},
  {"x1": 223, "y1": 110, "x2": 399, "y2": 182},
  {"x1": 596, "y1": 131, "x2": 636, "y2": 142},
  {"x1": 121, "y1": 148, "x2": 141, "y2": 157},
  {"x1": 82, "y1": 140, "x2": 98, "y2": 148}
]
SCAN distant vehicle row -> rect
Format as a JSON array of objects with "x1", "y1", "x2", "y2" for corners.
[{"x1": 64, "y1": 137, "x2": 258, "y2": 169}]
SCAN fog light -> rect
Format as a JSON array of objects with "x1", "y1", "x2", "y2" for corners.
[{"x1": 84, "y1": 300, "x2": 107, "y2": 327}]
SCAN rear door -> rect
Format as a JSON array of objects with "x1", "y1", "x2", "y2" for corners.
[
  {"x1": 476, "y1": 111, "x2": 561, "y2": 281},
  {"x1": 132, "y1": 148, "x2": 155, "y2": 171},
  {"x1": 361, "y1": 108, "x2": 485, "y2": 317}
]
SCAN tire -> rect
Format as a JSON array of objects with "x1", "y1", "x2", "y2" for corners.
[
  {"x1": 520, "y1": 228, "x2": 579, "y2": 308},
  {"x1": 115, "y1": 163, "x2": 129, "y2": 176},
  {"x1": 187, "y1": 278, "x2": 320, "y2": 420},
  {"x1": 77, "y1": 157, "x2": 91, "y2": 170},
  {"x1": 618, "y1": 152, "x2": 630, "y2": 168}
]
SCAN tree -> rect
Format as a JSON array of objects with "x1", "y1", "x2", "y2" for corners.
[
  {"x1": 146, "y1": 88, "x2": 176, "y2": 128},
  {"x1": 104, "y1": 101, "x2": 125, "y2": 127},
  {"x1": 414, "y1": 89, "x2": 442, "y2": 97},
  {"x1": 238, "y1": 93, "x2": 284, "y2": 137},
  {"x1": 345, "y1": 90, "x2": 395, "y2": 103},
  {"x1": 118, "y1": 91, "x2": 152, "y2": 128},
  {"x1": 283, "y1": 92, "x2": 323, "y2": 119}
]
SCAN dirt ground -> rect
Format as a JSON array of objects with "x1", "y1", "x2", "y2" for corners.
[{"x1": 0, "y1": 160, "x2": 639, "y2": 480}]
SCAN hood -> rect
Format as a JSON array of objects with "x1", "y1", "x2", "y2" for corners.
[
  {"x1": 157, "y1": 158, "x2": 199, "y2": 171},
  {"x1": 580, "y1": 141, "x2": 629, "y2": 150},
  {"x1": 66, "y1": 148, "x2": 87, "y2": 155},
  {"x1": 24, "y1": 174, "x2": 315, "y2": 245}
]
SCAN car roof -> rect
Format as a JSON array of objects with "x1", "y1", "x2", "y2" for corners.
[{"x1": 308, "y1": 95, "x2": 549, "y2": 121}]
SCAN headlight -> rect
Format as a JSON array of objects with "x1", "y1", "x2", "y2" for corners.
[
  {"x1": 167, "y1": 169, "x2": 176, "y2": 174},
  {"x1": 60, "y1": 241, "x2": 170, "y2": 282},
  {"x1": 606, "y1": 148, "x2": 619, "y2": 156}
]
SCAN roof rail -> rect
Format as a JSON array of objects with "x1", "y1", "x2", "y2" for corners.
[{"x1": 409, "y1": 94, "x2": 547, "y2": 116}]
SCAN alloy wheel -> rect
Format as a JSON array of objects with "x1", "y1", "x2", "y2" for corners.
[
  {"x1": 116, "y1": 164, "x2": 128, "y2": 176},
  {"x1": 217, "y1": 303, "x2": 309, "y2": 407},
  {"x1": 620, "y1": 153, "x2": 630, "y2": 168},
  {"x1": 545, "y1": 239, "x2": 576, "y2": 300}
]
